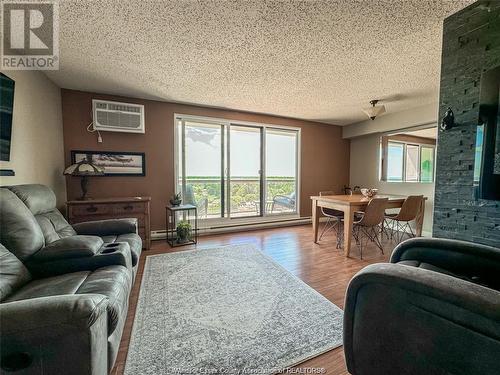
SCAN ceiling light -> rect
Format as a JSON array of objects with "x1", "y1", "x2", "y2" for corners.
[{"x1": 363, "y1": 99, "x2": 386, "y2": 120}]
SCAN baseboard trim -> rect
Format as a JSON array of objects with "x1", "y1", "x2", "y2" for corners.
[
  {"x1": 151, "y1": 217, "x2": 313, "y2": 240},
  {"x1": 150, "y1": 218, "x2": 432, "y2": 240}
]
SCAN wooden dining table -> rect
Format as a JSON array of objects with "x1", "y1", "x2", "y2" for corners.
[{"x1": 311, "y1": 194, "x2": 426, "y2": 257}]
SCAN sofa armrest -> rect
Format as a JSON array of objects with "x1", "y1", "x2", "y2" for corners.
[
  {"x1": 73, "y1": 218, "x2": 138, "y2": 236},
  {"x1": 32, "y1": 235, "x2": 103, "y2": 262},
  {"x1": 391, "y1": 237, "x2": 500, "y2": 263},
  {"x1": 344, "y1": 263, "x2": 500, "y2": 375},
  {"x1": 26, "y1": 242, "x2": 133, "y2": 278},
  {"x1": 0, "y1": 295, "x2": 109, "y2": 375}
]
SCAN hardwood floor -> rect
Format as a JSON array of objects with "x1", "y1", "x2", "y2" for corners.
[{"x1": 111, "y1": 224, "x2": 395, "y2": 375}]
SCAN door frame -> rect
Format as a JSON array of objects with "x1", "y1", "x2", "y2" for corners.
[{"x1": 174, "y1": 113, "x2": 301, "y2": 227}]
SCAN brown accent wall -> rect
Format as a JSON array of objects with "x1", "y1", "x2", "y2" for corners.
[{"x1": 62, "y1": 89, "x2": 350, "y2": 230}]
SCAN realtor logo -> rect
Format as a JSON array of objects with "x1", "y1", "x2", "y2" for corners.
[{"x1": 1, "y1": 0, "x2": 59, "y2": 70}]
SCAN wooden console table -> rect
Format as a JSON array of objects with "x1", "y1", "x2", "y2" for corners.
[{"x1": 66, "y1": 196, "x2": 151, "y2": 250}]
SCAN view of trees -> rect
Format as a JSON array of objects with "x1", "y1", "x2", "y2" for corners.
[{"x1": 186, "y1": 176, "x2": 295, "y2": 217}]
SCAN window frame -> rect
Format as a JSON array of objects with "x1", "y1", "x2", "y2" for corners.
[
  {"x1": 381, "y1": 137, "x2": 435, "y2": 183},
  {"x1": 174, "y1": 113, "x2": 301, "y2": 227},
  {"x1": 420, "y1": 145, "x2": 435, "y2": 184},
  {"x1": 386, "y1": 141, "x2": 405, "y2": 182}
]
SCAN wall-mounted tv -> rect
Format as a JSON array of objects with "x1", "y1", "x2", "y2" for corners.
[{"x1": 1, "y1": 73, "x2": 15, "y2": 161}]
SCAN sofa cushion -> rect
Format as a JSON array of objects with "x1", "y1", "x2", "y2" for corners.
[
  {"x1": 101, "y1": 233, "x2": 141, "y2": 266},
  {"x1": 5, "y1": 265, "x2": 131, "y2": 335},
  {"x1": 0, "y1": 188, "x2": 45, "y2": 260},
  {"x1": 6, "y1": 184, "x2": 56, "y2": 215},
  {"x1": 36, "y1": 211, "x2": 77, "y2": 243},
  {"x1": 6, "y1": 184, "x2": 77, "y2": 244},
  {"x1": 76, "y1": 266, "x2": 131, "y2": 336},
  {"x1": 5, "y1": 272, "x2": 90, "y2": 301},
  {"x1": 0, "y1": 244, "x2": 32, "y2": 301}
]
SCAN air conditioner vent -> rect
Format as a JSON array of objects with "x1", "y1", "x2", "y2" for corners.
[{"x1": 92, "y1": 99, "x2": 145, "y2": 133}]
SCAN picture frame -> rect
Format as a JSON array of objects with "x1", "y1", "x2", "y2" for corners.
[{"x1": 71, "y1": 150, "x2": 146, "y2": 176}]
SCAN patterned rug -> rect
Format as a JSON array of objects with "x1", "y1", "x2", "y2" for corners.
[{"x1": 124, "y1": 244, "x2": 343, "y2": 375}]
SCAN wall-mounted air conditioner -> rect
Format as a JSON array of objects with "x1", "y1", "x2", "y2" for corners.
[{"x1": 92, "y1": 99, "x2": 145, "y2": 133}]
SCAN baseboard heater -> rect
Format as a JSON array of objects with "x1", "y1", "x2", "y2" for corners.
[{"x1": 151, "y1": 217, "x2": 311, "y2": 240}]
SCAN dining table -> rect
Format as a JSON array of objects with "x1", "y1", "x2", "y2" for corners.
[{"x1": 310, "y1": 194, "x2": 426, "y2": 257}]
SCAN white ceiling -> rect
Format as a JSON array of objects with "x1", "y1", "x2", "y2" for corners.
[{"x1": 46, "y1": 0, "x2": 475, "y2": 126}]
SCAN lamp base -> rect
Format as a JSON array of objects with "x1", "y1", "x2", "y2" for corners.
[{"x1": 80, "y1": 175, "x2": 89, "y2": 200}]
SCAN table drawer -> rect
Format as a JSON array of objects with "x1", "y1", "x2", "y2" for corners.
[
  {"x1": 71, "y1": 204, "x2": 111, "y2": 217},
  {"x1": 113, "y1": 202, "x2": 146, "y2": 215},
  {"x1": 67, "y1": 196, "x2": 151, "y2": 250}
]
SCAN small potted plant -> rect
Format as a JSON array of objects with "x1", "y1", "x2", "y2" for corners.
[
  {"x1": 170, "y1": 193, "x2": 182, "y2": 206},
  {"x1": 176, "y1": 220, "x2": 192, "y2": 243}
]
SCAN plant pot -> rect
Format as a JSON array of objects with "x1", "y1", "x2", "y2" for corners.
[
  {"x1": 170, "y1": 199, "x2": 182, "y2": 206},
  {"x1": 176, "y1": 229, "x2": 191, "y2": 243}
]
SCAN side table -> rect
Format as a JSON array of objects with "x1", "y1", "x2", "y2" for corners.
[{"x1": 166, "y1": 204, "x2": 198, "y2": 247}]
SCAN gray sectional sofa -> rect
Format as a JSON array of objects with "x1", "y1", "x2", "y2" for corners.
[{"x1": 0, "y1": 184, "x2": 142, "y2": 374}]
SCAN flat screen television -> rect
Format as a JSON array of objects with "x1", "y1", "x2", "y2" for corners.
[{"x1": 1, "y1": 73, "x2": 15, "y2": 161}]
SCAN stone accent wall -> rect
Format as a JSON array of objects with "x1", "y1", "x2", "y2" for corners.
[{"x1": 433, "y1": 0, "x2": 500, "y2": 247}]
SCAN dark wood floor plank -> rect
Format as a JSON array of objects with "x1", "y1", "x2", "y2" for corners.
[{"x1": 111, "y1": 224, "x2": 395, "y2": 375}]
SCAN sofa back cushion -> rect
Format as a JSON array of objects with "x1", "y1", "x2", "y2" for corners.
[
  {"x1": 0, "y1": 244, "x2": 32, "y2": 301},
  {"x1": 7, "y1": 184, "x2": 76, "y2": 244},
  {"x1": 0, "y1": 188, "x2": 45, "y2": 260}
]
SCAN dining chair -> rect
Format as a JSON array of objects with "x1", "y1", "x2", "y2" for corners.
[
  {"x1": 384, "y1": 195, "x2": 424, "y2": 244},
  {"x1": 352, "y1": 197, "x2": 388, "y2": 259},
  {"x1": 319, "y1": 191, "x2": 344, "y2": 248}
]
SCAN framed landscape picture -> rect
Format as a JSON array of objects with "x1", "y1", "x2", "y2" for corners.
[{"x1": 71, "y1": 150, "x2": 146, "y2": 176}]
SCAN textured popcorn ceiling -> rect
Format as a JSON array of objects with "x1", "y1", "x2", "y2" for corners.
[{"x1": 46, "y1": 0, "x2": 475, "y2": 125}]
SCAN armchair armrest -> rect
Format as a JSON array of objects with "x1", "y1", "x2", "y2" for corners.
[
  {"x1": 32, "y1": 235, "x2": 103, "y2": 262},
  {"x1": 344, "y1": 263, "x2": 500, "y2": 375},
  {"x1": 391, "y1": 237, "x2": 500, "y2": 263},
  {"x1": 390, "y1": 237, "x2": 500, "y2": 289},
  {"x1": 73, "y1": 218, "x2": 138, "y2": 236},
  {"x1": 0, "y1": 295, "x2": 109, "y2": 375}
]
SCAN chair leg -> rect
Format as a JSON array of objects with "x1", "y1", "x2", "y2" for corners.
[
  {"x1": 319, "y1": 217, "x2": 332, "y2": 240},
  {"x1": 407, "y1": 222, "x2": 416, "y2": 238},
  {"x1": 359, "y1": 228, "x2": 363, "y2": 260},
  {"x1": 353, "y1": 226, "x2": 365, "y2": 260},
  {"x1": 356, "y1": 225, "x2": 385, "y2": 258},
  {"x1": 372, "y1": 226, "x2": 384, "y2": 254},
  {"x1": 335, "y1": 220, "x2": 343, "y2": 249},
  {"x1": 381, "y1": 218, "x2": 389, "y2": 240}
]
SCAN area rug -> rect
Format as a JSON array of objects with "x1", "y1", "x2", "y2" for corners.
[{"x1": 124, "y1": 244, "x2": 343, "y2": 375}]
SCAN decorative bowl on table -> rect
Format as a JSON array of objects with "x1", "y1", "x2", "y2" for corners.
[{"x1": 360, "y1": 188, "x2": 378, "y2": 198}]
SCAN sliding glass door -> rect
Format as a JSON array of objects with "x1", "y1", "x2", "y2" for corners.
[
  {"x1": 228, "y1": 125, "x2": 262, "y2": 217},
  {"x1": 176, "y1": 115, "x2": 299, "y2": 223},
  {"x1": 265, "y1": 128, "x2": 298, "y2": 214},
  {"x1": 179, "y1": 120, "x2": 224, "y2": 218}
]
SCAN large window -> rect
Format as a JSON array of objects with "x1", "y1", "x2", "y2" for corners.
[
  {"x1": 382, "y1": 138, "x2": 435, "y2": 183},
  {"x1": 176, "y1": 115, "x2": 299, "y2": 222}
]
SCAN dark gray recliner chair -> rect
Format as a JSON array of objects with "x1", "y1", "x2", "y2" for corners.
[
  {"x1": 0, "y1": 184, "x2": 142, "y2": 280},
  {"x1": 0, "y1": 243, "x2": 131, "y2": 374},
  {"x1": 344, "y1": 237, "x2": 500, "y2": 375}
]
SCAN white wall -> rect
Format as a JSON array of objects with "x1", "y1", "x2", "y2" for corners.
[
  {"x1": 349, "y1": 133, "x2": 435, "y2": 236},
  {"x1": 343, "y1": 102, "x2": 438, "y2": 138},
  {"x1": 0, "y1": 71, "x2": 66, "y2": 206}
]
